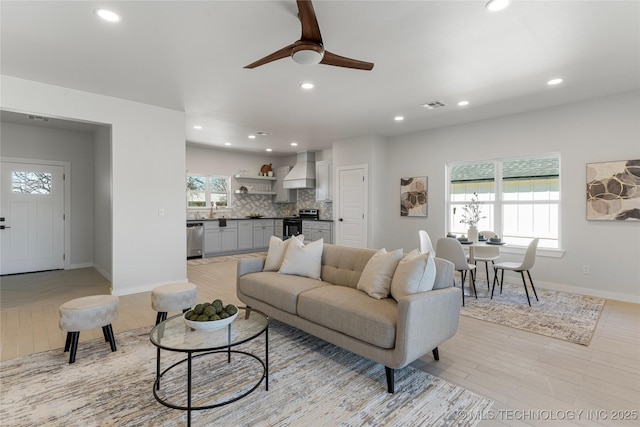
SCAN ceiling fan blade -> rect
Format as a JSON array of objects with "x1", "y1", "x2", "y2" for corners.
[
  {"x1": 297, "y1": 0, "x2": 322, "y2": 43},
  {"x1": 244, "y1": 44, "x2": 296, "y2": 69},
  {"x1": 320, "y1": 51, "x2": 374, "y2": 71}
]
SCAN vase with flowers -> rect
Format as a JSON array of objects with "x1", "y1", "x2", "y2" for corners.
[{"x1": 460, "y1": 192, "x2": 485, "y2": 242}]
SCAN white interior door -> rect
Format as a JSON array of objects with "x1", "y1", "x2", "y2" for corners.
[
  {"x1": 337, "y1": 165, "x2": 367, "y2": 248},
  {"x1": 1, "y1": 162, "x2": 65, "y2": 275}
]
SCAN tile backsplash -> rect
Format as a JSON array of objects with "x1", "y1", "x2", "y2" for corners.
[{"x1": 189, "y1": 189, "x2": 333, "y2": 219}]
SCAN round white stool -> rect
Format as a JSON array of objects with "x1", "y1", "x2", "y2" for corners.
[
  {"x1": 151, "y1": 282, "x2": 198, "y2": 325},
  {"x1": 58, "y1": 295, "x2": 119, "y2": 364}
]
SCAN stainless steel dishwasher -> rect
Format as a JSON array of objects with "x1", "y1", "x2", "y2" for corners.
[{"x1": 186, "y1": 222, "x2": 204, "y2": 258}]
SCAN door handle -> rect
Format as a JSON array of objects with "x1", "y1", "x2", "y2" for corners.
[
  {"x1": 339, "y1": 218, "x2": 343, "y2": 221},
  {"x1": 0, "y1": 225, "x2": 11, "y2": 230}
]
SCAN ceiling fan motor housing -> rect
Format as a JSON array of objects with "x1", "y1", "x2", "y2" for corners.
[{"x1": 291, "y1": 41, "x2": 325, "y2": 65}]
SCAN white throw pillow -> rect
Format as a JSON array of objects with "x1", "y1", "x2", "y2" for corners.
[
  {"x1": 263, "y1": 234, "x2": 304, "y2": 271},
  {"x1": 278, "y1": 237, "x2": 323, "y2": 279},
  {"x1": 390, "y1": 249, "x2": 436, "y2": 300},
  {"x1": 356, "y1": 248, "x2": 403, "y2": 299}
]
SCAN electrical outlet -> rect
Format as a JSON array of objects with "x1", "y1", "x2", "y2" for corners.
[
  {"x1": 158, "y1": 208, "x2": 165, "y2": 217},
  {"x1": 583, "y1": 265, "x2": 590, "y2": 275}
]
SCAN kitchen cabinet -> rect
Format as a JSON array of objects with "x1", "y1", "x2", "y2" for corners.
[
  {"x1": 303, "y1": 220, "x2": 333, "y2": 244},
  {"x1": 204, "y1": 220, "x2": 238, "y2": 254},
  {"x1": 253, "y1": 219, "x2": 274, "y2": 249},
  {"x1": 237, "y1": 220, "x2": 253, "y2": 250},
  {"x1": 275, "y1": 221, "x2": 283, "y2": 239},
  {"x1": 315, "y1": 160, "x2": 332, "y2": 202},
  {"x1": 234, "y1": 175, "x2": 276, "y2": 195},
  {"x1": 274, "y1": 166, "x2": 297, "y2": 203}
]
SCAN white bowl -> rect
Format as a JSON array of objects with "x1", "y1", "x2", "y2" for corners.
[{"x1": 183, "y1": 308, "x2": 239, "y2": 331}]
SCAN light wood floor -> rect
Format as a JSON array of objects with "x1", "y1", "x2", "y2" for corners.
[{"x1": 1, "y1": 260, "x2": 639, "y2": 426}]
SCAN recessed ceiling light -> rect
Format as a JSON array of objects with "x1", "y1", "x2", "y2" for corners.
[
  {"x1": 248, "y1": 135, "x2": 256, "y2": 139},
  {"x1": 547, "y1": 78, "x2": 564, "y2": 86},
  {"x1": 394, "y1": 116, "x2": 404, "y2": 121},
  {"x1": 224, "y1": 142, "x2": 231, "y2": 146},
  {"x1": 193, "y1": 125, "x2": 202, "y2": 130},
  {"x1": 300, "y1": 82, "x2": 314, "y2": 90},
  {"x1": 94, "y1": 9, "x2": 121, "y2": 22},
  {"x1": 457, "y1": 100, "x2": 470, "y2": 107},
  {"x1": 266, "y1": 148, "x2": 273, "y2": 152},
  {"x1": 291, "y1": 142, "x2": 298, "y2": 146},
  {"x1": 485, "y1": 0, "x2": 510, "y2": 12}
]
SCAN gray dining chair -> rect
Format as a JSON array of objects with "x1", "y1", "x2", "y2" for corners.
[
  {"x1": 436, "y1": 237, "x2": 477, "y2": 306},
  {"x1": 418, "y1": 230, "x2": 435, "y2": 255},
  {"x1": 491, "y1": 238, "x2": 540, "y2": 306}
]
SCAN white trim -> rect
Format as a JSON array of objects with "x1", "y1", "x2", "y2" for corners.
[
  {"x1": 111, "y1": 278, "x2": 189, "y2": 297},
  {"x1": 500, "y1": 276, "x2": 639, "y2": 304},
  {"x1": 93, "y1": 263, "x2": 112, "y2": 282},
  {"x1": 1, "y1": 156, "x2": 72, "y2": 270},
  {"x1": 69, "y1": 262, "x2": 94, "y2": 270}
]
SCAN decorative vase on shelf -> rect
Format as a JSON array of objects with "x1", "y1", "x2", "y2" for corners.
[{"x1": 467, "y1": 225, "x2": 478, "y2": 243}]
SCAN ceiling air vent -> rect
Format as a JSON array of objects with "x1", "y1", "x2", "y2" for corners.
[
  {"x1": 421, "y1": 101, "x2": 446, "y2": 110},
  {"x1": 28, "y1": 115, "x2": 51, "y2": 122}
]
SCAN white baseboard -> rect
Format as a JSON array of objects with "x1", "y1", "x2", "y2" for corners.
[
  {"x1": 111, "y1": 278, "x2": 190, "y2": 297},
  {"x1": 500, "y1": 276, "x2": 640, "y2": 304},
  {"x1": 68, "y1": 262, "x2": 94, "y2": 270},
  {"x1": 92, "y1": 264, "x2": 113, "y2": 283}
]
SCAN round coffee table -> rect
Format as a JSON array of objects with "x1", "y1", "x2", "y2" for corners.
[{"x1": 149, "y1": 307, "x2": 268, "y2": 426}]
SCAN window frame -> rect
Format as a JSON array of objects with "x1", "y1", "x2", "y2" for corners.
[
  {"x1": 446, "y1": 153, "x2": 562, "y2": 251},
  {"x1": 186, "y1": 174, "x2": 231, "y2": 211}
]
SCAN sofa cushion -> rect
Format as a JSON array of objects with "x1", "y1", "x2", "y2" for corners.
[
  {"x1": 356, "y1": 248, "x2": 403, "y2": 299},
  {"x1": 390, "y1": 249, "x2": 436, "y2": 300},
  {"x1": 279, "y1": 238, "x2": 323, "y2": 279},
  {"x1": 238, "y1": 271, "x2": 329, "y2": 314},
  {"x1": 320, "y1": 244, "x2": 377, "y2": 289},
  {"x1": 263, "y1": 234, "x2": 304, "y2": 271},
  {"x1": 297, "y1": 286, "x2": 397, "y2": 349}
]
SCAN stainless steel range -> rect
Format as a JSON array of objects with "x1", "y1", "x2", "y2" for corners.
[{"x1": 282, "y1": 209, "x2": 319, "y2": 239}]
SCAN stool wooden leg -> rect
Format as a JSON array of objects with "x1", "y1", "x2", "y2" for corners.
[
  {"x1": 69, "y1": 332, "x2": 80, "y2": 364},
  {"x1": 104, "y1": 324, "x2": 117, "y2": 352},
  {"x1": 64, "y1": 332, "x2": 72, "y2": 352},
  {"x1": 155, "y1": 312, "x2": 168, "y2": 325}
]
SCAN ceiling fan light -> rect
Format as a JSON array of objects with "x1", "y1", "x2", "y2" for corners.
[
  {"x1": 485, "y1": 0, "x2": 510, "y2": 12},
  {"x1": 292, "y1": 49, "x2": 324, "y2": 66}
]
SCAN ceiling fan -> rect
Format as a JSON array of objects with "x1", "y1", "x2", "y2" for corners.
[{"x1": 244, "y1": 0, "x2": 374, "y2": 71}]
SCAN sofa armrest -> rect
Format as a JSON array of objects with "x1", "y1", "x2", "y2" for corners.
[
  {"x1": 237, "y1": 257, "x2": 266, "y2": 277},
  {"x1": 394, "y1": 286, "x2": 462, "y2": 368}
]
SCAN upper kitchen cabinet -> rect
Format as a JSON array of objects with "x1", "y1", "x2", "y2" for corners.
[
  {"x1": 274, "y1": 166, "x2": 297, "y2": 203},
  {"x1": 234, "y1": 175, "x2": 276, "y2": 195},
  {"x1": 315, "y1": 160, "x2": 332, "y2": 202}
]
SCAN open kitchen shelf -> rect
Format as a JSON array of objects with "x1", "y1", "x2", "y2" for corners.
[
  {"x1": 234, "y1": 175, "x2": 276, "y2": 195},
  {"x1": 234, "y1": 190, "x2": 276, "y2": 195},
  {"x1": 234, "y1": 175, "x2": 276, "y2": 181}
]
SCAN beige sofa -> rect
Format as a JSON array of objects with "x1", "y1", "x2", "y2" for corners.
[{"x1": 236, "y1": 243, "x2": 461, "y2": 393}]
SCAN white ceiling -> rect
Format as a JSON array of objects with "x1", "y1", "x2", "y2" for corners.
[{"x1": 1, "y1": 1, "x2": 639, "y2": 156}]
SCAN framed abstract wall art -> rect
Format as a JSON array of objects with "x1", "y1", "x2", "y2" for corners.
[
  {"x1": 400, "y1": 176, "x2": 427, "y2": 217},
  {"x1": 586, "y1": 159, "x2": 640, "y2": 220}
]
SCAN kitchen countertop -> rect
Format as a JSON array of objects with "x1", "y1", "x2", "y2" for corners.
[{"x1": 187, "y1": 217, "x2": 333, "y2": 222}]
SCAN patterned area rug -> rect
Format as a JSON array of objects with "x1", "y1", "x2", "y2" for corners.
[
  {"x1": 187, "y1": 251, "x2": 267, "y2": 265},
  {"x1": 460, "y1": 282, "x2": 605, "y2": 346},
  {"x1": 1, "y1": 322, "x2": 492, "y2": 427}
]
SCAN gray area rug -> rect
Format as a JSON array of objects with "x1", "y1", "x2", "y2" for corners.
[
  {"x1": 1, "y1": 321, "x2": 492, "y2": 426},
  {"x1": 460, "y1": 281, "x2": 605, "y2": 346}
]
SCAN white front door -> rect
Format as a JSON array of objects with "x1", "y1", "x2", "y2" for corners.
[
  {"x1": 1, "y1": 162, "x2": 65, "y2": 275},
  {"x1": 337, "y1": 165, "x2": 368, "y2": 248}
]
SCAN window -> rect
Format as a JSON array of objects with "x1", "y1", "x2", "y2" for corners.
[
  {"x1": 12, "y1": 171, "x2": 52, "y2": 194},
  {"x1": 187, "y1": 174, "x2": 230, "y2": 209},
  {"x1": 448, "y1": 155, "x2": 560, "y2": 249}
]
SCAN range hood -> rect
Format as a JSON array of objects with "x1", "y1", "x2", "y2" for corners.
[{"x1": 283, "y1": 151, "x2": 316, "y2": 189}]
